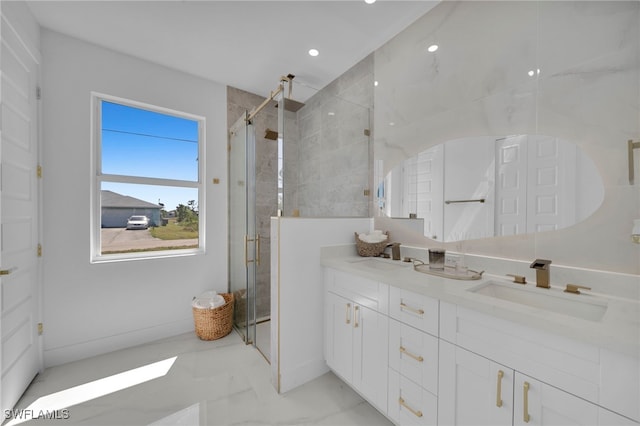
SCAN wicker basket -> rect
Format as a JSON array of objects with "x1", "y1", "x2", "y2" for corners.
[
  {"x1": 192, "y1": 293, "x2": 234, "y2": 340},
  {"x1": 354, "y1": 232, "x2": 390, "y2": 257}
]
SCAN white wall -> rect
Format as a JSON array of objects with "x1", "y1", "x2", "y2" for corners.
[
  {"x1": 271, "y1": 217, "x2": 371, "y2": 393},
  {"x1": 41, "y1": 30, "x2": 228, "y2": 366}
]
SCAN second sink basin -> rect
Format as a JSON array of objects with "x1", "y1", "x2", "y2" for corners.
[{"x1": 468, "y1": 281, "x2": 608, "y2": 322}]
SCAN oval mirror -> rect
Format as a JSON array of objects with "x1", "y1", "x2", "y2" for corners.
[{"x1": 376, "y1": 135, "x2": 604, "y2": 242}]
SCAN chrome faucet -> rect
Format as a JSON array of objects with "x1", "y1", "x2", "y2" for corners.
[{"x1": 530, "y1": 259, "x2": 552, "y2": 288}]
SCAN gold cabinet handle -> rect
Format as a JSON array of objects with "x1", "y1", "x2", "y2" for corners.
[
  {"x1": 496, "y1": 370, "x2": 504, "y2": 407},
  {"x1": 400, "y1": 302, "x2": 424, "y2": 316},
  {"x1": 399, "y1": 397, "x2": 423, "y2": 418},
  {"x1": 400, "y1": 346, "x2": 424, "y2": 362},
  {"x1": 354, "y1": 305, "x2": 360, "y2": 328},
  {"x1": 0, "y1": 267, "x2": 17, "y2": 276},
  {"x1": 345, "y1": 303, "x2": 351, "y2": 325},
  {"x1": 523, "y1": 381, "x2": 531, "y2": 423}
]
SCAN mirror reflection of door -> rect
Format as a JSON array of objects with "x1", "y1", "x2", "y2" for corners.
[
  {"x1": 380, "y1": 135, "x2": 603, "y2": 242},
  {"x1": 495, "y1": 135, "x2": 528, "y2": 236},
  {"x1": 496, "y1": 135, "x2": 577, "y2": 236}
]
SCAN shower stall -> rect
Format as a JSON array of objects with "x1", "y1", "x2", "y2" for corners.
[
  {"x1": 228, "y1": 76, "x2": 294, "y2": 360},
  {"x1": 228, "y1": 66, "x2": 372, "y2": 362}
]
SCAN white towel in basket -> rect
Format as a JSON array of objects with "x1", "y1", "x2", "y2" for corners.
[{"x1": 192, "y1": 291, "x2": 225, "y2": 309}]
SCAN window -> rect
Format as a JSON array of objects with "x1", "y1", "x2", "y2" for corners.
[{"x1": 91, "y1": 93, "x2": 205, "y2": 261}]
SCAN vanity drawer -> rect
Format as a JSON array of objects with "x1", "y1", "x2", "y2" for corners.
[
  {"x1": 324, "y1": 268, "x2": 389, "y2": 313},
  {"x1": 389, "y1": 318, "x2": 439, "y2": 396},
  {"x1": 389, "y1": 286, "x2": 438, "y2": 336},
  {"x1": 388, "y1": 368, "x2": 437, "y2": 426}
]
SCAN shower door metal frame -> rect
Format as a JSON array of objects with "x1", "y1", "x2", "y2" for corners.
[{"x1": 229, "y1": 111, "x2": 257, "y2": 345}]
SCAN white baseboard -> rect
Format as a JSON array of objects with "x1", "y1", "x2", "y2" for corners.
[{"x1": 43, "y1": 319, "x2": 193, "y2": 367}]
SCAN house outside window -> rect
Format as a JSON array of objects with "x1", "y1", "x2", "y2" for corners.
[{"x1": 91, "y1": 93, "x2": 205, "y2": 262}]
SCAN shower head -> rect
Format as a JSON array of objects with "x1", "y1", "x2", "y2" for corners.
[
  {"x1": 264, "y1": 128, "x2": 278, "y2": 140},
  {"x1": 274, "y1": 97, "x2": 305, "y2": 112},
  {"x1": 275, "y1": 73, "x2": 306, "y2": 112}
]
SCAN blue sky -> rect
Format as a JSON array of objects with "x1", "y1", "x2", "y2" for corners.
[{"x1": 101, "y1": 101, "x2": 200, "y2": 211}]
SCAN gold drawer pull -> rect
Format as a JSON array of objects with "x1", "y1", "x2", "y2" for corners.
[
  {"x1": 400, "y1": 302, "x2": 424, "y2": 316},
  {"x1": 345, "y1": 303, "x2": 351, "y2": 324},
  {"x1": 523, "y1": 381, "x2": 530, "y2": 423},
  {"x1": 496, "y1": 370, "x2": 504, "y2": 407},
  {"x1": 400, "y1": 346, "x2": 424, "y2": 362},
  {"x1": 399, "y1": 397, "x2": 423, "y2": 418},
  {"x1": 0, "y1": 267, "x2": 17, "y2": 276}
]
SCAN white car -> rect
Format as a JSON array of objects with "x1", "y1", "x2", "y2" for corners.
[{"x1": 126, "y1": 215, "x2": 149, "y2": 230}]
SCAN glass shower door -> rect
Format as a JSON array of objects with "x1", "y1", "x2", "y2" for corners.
[{"x1": 229, "y1": 112, "x2": 256, "y2": 344}]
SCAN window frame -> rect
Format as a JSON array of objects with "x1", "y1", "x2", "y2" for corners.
[{"x1": 90, "y1": 92, "x2": 206, "y2": 263}]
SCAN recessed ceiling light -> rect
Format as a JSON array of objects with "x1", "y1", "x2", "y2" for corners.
[
  {"x1": 374, "y1": 81, "x2": 379, "y2": 87},
  {"x1": 365, "y1": 0, "x2": 376, "y2": 4},
  {"x1": 427, "y1": 44, "x2": 438, "y2": 53},
  {"x1": 528, "y1": 68, "x2": 541, "y2": 77},
  {"x1": 308, "y1": 48, "x2": 319, "y2": 57},
  {"x1": 328, "y1": 112, "x2": 335, "y2": 116}
]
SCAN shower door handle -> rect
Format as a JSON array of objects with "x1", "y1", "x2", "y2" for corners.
[
  {"x1": 255, "y1": 234, "x2": 261, "y2": 266},
  {"x1": 244, "y1": 234, "x2": 261, "y2": 267},
  {"x1": 244, "y1": 235, "x2": 248, "y2": 266}
]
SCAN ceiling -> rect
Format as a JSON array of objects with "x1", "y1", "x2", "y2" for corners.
[{"x1": 26, "y1": 0, "x2": 438, "y2": 101}]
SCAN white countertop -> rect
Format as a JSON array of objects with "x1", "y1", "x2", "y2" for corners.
[{"x1": 321, "y1": 247, "x2": 640, "y2": 358}]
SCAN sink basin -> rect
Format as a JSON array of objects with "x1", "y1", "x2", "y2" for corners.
[
  {"x1": 468, "y1": 281, "x2": 608, "y2": 322},
  {"x1": 348, "y1": 258, "x2": 409, "y2": 271}
]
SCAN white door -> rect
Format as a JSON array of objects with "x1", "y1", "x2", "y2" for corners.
[
  {"x1": 325, "y1": 292, "x2": 353, "y2": 382},
  {"x1": 438, "y1": 341, "x2": 513, "y2": 426},
  {"x1": 416, "y1": 145, "x2": 443, "y2": 240},
  {"x1": 495, "y1": 135, "x2": 528, "y2": 236},
  {"x1": 352, "y1": 304, "x2": 388, "y2": 412},
  {"x1": 514, "y1": 373, "x2": 598, "y2": 426},
  {"x1": 1, "y1": 8, "x2": 42, "y2": 412},
  {"x1": 526, "y1": 136, "x2": 576, "y2": 233}
]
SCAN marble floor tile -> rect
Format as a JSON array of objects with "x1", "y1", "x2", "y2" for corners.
[{"x1": 9, "y1": 331, "x2": 392, "y2": 426}]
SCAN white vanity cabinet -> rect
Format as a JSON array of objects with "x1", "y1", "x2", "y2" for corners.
[
  {"x1": 438, "y1": 341, "x2": 514, "y2": 426},
  {"x1": 512, "y1": 371, "x2": 640, "y2": 426},
  {"x1": 322, "y1": 266, "x2": 639, "y2": 426},
  {"x1": 439, "y1": 341, "x2": 637, "y2": 426},
  {"x1": 513, "y1": 372, "x2": 598, "y2": 426},
  {"x1": 387, "y1": 288, "x2": 440, "y2": 426},
  {"x1": 324, "y1": 268, "x2": 389, "y2": 413},
  {"x1": 388, "y1": 368, "x2": 438, "y2": 426},
  {"x1": 389, "y1": 286, "x2": 439, "y2": 337},
  {"x1": 439, "y1": 302, "x2": 640, "y2": 426}
]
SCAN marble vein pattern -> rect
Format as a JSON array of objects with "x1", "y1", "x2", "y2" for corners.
[{"x1": 10, "y1": 332, "x2": 391, "y2": 426}]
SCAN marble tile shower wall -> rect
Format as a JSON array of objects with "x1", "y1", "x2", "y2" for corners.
[
  {"x1": 374, "y1": 1, "x2": 640, "y2": 274},
  {"x1": 293, "y1": 54, "x2": 374, "y2": 217},
  {"x1": 283, "y1": 109, "x2": 300, "y2": 217},
  {"x1": 227, "y1": 86, "x2": 277, "y2": 319}
]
